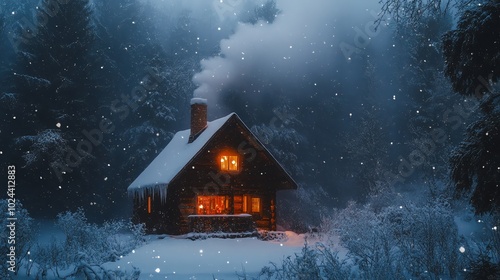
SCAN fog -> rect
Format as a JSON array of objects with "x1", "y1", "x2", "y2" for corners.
[{"x1": 0, "y1": 0, "x2": 468, "y2": 220}]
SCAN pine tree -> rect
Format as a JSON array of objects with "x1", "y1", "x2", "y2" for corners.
[
  {"x1": 91, "y1": 0, "x2": 197, "y2": 215},
  {"x1": 442, "y1": 1, "x2": 500, "y2": 213},
  {"x1": 450, "y1": 96, "x2": 500, "y2": 214},
  {"x1": 379, "y1": 0, "x2": 500, "y2": 213},
  {"x1": 9, "y1": 0, "x2": 103, "y2": 217},
  {"x1": 442, "y1": 0, "x2": 500, "y2": 98},
  {"x1": 167, "y1": 10, "x2": 200, "y2": 59}
]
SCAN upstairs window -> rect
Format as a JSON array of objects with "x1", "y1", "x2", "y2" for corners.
[{"x1": 220, "y1": 155, "x2": 238, "y2": 171}]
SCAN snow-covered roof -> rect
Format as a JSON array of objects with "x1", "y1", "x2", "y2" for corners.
[{"x1": 127, "y1": 113, "x2": 235, "y2": 198}]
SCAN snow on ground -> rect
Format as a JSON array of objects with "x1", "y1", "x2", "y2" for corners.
[{"x1": 102, "y1": 231, "x2": 306, "y2": 279}]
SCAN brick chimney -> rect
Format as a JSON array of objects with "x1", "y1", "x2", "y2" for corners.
[{"x1": 189, "y1": 98, "x2": 208, "y2": 143}]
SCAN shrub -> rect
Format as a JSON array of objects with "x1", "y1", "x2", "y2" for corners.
[
  {"x1": 0, "y1": 199, "x2": 35, "y2": 277},
  {"x1": 330, "y1": 200, "x2": 466, "y2": 279},
  {"x1": 33, "y1": 208, "x2": 144, "y2": 278},
  {"x1": 466, "y1": 254, "x2": 500, "y2": 280},
  {"x1": 264, "y1": 198, "x2": 466, "y2": 279},
  {"x1": 259, "y1": 242, "x2": 351, "y2": 280}
]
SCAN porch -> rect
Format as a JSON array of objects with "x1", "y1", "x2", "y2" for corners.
[{"x1": 188, "y1": 214, "x2": 257, "y2": 233}]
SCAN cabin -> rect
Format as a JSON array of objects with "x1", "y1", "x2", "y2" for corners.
[{"x1": 128, "y1": 98, "x2": 298, "y2": 234}]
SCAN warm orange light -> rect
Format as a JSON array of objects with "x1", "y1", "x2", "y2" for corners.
[
  {"x1": 197, "y1": 196, "x2": 227, "y2": 214},
  {"x1": 220, "y1": 155, "x2": 238, "y2": 171},
  {"x1": 243, "y1": 195, "x2": 248, "y2": 212},
  {"x1": 251, "y1": 197, "x2": 261, "y2": 213},
  {"x1": 147, "y1": 196, "x2": 152, "y2": 214}
]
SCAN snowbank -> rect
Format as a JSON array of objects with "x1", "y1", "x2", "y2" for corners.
[{"x1": 102, "y1": 232, "x2": 305, "y2": 279}]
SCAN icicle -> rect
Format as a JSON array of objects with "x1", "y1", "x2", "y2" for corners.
[{"x1": 128, "y1": 184, "x2": 168, "y2": 202}]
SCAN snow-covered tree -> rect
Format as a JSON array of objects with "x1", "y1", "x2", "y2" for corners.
[
  {"x1": 378, "y1": 0, "x2": 481, "y2": 29},
  {"x1": 342, "y1": 105, "x2": 389, "y2": 199},
  {"x1": 328, "y1": 199, "x2": 464, "y2": 279},
  {"x1": 442, "y1": 0, "x2": 500, "y2": 98},
  {"x1": 7, "y1": 0, "x2": 104, "y2": 216},
  {"x1": 241, "y1": 0, "x2": 280, "y2": 25},
  {"x1": 34, "y1": 208, "x2": 144, "y2": 278},
  {"x1": 166, "y1": 10, "x2": 201, "y2": 59},
  {"x1": 379, "y1": 0, "x2": 500, "y2": 214},
  {"x1": 0, "y1": 200, "x2": 35, "y2": 277},
  {"x1": 450, "y1": 96, "x2": 500, "y2": 214},
  {"x1": 442, "y1": 0, "x2": 500, "y2": 214}
]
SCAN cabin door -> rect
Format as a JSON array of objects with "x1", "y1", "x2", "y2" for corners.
[
  {"x1": 233, "y1": 195, "x2": 261, "y2": 215},
  {"x1": 233, "y1": 195, "x2": 247, "y2": 214}
]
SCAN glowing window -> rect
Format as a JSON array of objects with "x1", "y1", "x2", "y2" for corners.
[
  {"x1": 147, "y1": 196, "x2": 152, "y2": 214},
  {"x1": 197, "y1": 196, "x2": 227, "y2": 215},
  {"x1": 251, "y1": 197, "x2": 261, "y2": 213},
  {"x1": 220, "y1": 155, "x2": 238, "y2": 171},
  {"x1": 243, "y1": 195, "x2": 249, "y2": 213}
]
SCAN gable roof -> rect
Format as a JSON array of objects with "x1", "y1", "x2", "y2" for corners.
[{"x1": 127, "y1": 113, "x2": 297, "y2": 199}]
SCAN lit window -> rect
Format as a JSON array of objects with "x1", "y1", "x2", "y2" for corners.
[
  {"x1": 220, "y1": 155, "x2": 238, "y2": 171},
  {"x1": 147, "y1": 196, "x2": 152, "y2": 214},
  {"x1": 243, "y1": 195, "x2": 248, "y2": 213},
  {"x1": 197, "y1": 196, "x2": 227, "y2": 215},
  {"x1": 251, "y1": 197, "x2": 261, "y2": 213}
]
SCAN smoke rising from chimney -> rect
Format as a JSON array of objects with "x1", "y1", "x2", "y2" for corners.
[{"x1": 192, "y1": 0, "x2": 382, "y2": 102}]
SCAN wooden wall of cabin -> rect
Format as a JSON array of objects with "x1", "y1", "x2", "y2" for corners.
[
  {"x1": 133, "y1": 186, "x2": 276, "y2": 234},
  {"x1": 173, "y1": 183, "x2": 277, "y2": 232},
  {"x1": 132, "y1": 187, "x2": 183, "y2": 235}
]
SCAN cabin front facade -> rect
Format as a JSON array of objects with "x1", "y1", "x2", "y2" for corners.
[{"x1": 128, "y1": 98, "x2": 297, "y2": 234}]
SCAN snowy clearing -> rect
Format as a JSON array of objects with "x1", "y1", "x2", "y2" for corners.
[{"x1": 102, "y1": 231, "x2": 307, "y2": 279}]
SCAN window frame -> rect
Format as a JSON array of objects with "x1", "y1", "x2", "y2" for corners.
[
  {"x1": 219, "y1": 154, "x2": 239, "y2": 172},
  {"x1": 251, "y1": 197, "x2": 261, "y2": 213},
  {"x1": 197, "y1": 195, "x2": 228, "y2": 215}
]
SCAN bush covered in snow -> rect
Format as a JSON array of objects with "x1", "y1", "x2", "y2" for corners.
[
  {"x1": 461, "y1": 214, "x2": 500, "y2": 280},
  {"x1": 33, "y1": 208, "x2": 144, "y2": 279},
  {"x1": 259, "y1": 242, "x2": 351, "y2": 280},
  {"x1": 333, "y1": 201, "x2": 465, "y2": 279},
  {"x1": 259, "y1": 196, "x2": 475, "y2": 279},
  {"x1": 0, "y1": 199, "x2": 35, "y2": 278}
]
